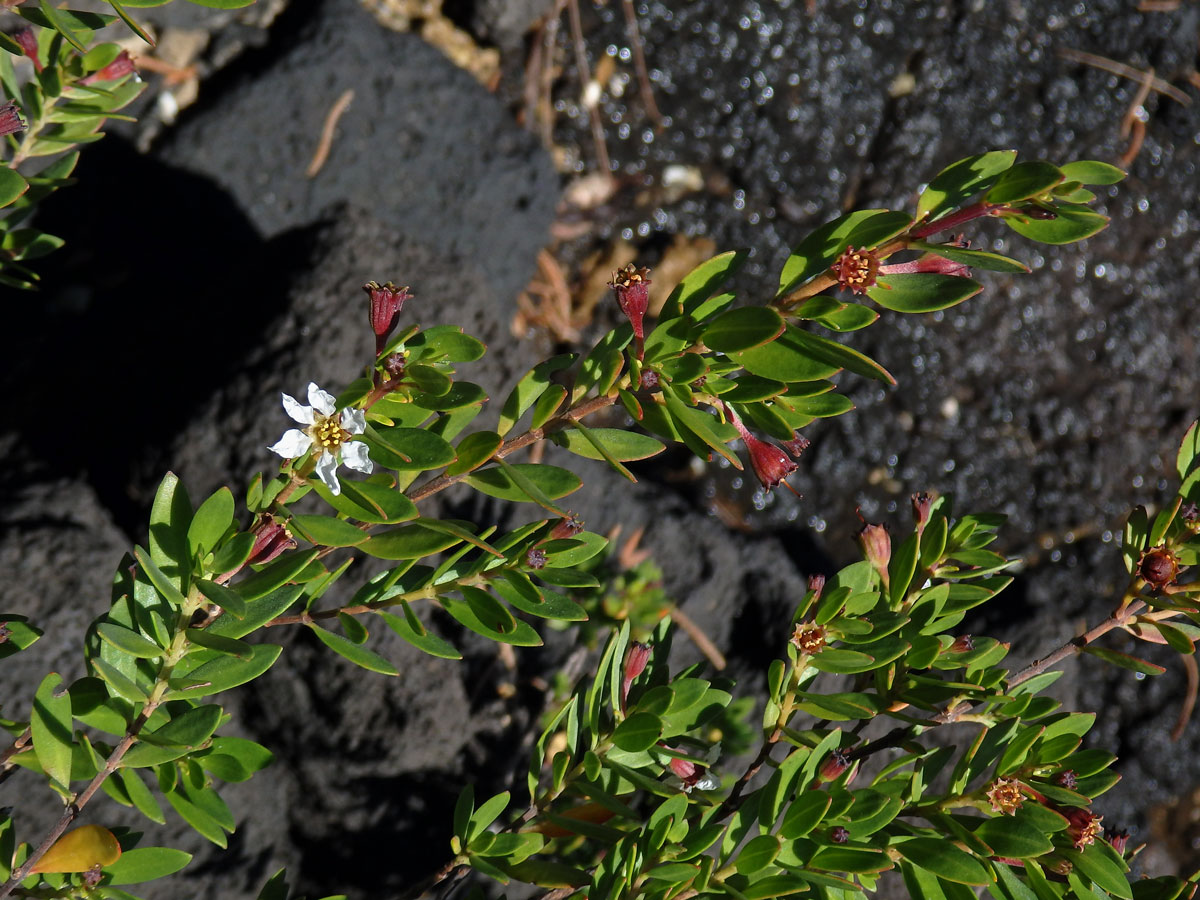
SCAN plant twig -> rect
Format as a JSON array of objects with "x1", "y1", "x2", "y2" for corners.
[
  {"x1": 407, "y1": 393, "x2": 618, "y2": 504},
  {"x1": 307, "y1": 88, "x2": 355, "y2": 178},
  {"x1": 0, "y1": 726, "x2": 31, "y2": 786},
  {"x1": 1057, "y1": 48, "x2": 1191, "y2": 106},
  {"x1": 566, "y1": 0, "x2": 612, "y2": 176},
  {"x1": 620, "y1": 0, "x2": 662, "y2": 127}
]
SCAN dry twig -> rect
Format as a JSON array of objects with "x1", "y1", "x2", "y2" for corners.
[{"x1": 306, "y1": 88, "x2": 355, "y2": 178}]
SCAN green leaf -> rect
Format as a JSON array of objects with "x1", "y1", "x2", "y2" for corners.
[
  {"x1": 147, "y1": 471, "x2": 192, "y2": 585},
  {"x1": 103, "y1": 847, "x2": 192, "y2": 885},
  {"x1": 736, "y1": 835, "x2": 781, "y2": 874},
  {"x1": 492, "y1": 573, "x2": 587, "y2": 621},
  {"x1": 0, "y1": 615, "x2": 42, "y2": 661},
  {"x1": 703, "y1": 306, "x2": 785, "y2": 353},
  {"x1": 663, "y1": 389, "x2": 740, "y2": 466},
  {"x1": 364, "y1": 425, "x2": 456, "y2": 471},
  {"x1": 90, "y1": 657, "x2": 149, "y2": 703},
  {"x1": 1058, "y1": 160, "x2": 1125, "y2": 186},
  {"x1": 96, "y1": 622, "x2": 163, "y2": 659},
  {"x1": 209, "y1": 533, "x2": 255, "y2": 577},
  {"x1": 1177, "y1": 420, "x2": 1200, "y2": 482},
  {"x1": 140, "y1": 704, "x2": 222, "y2": 748},
  {"x1": 612, "y1": 712, "x2": 663, "y2": 752},
  {"x1": 898, "y1": 837, "x2": 990, "y2": 885},
  {"x1": 206, "y1": 585, "x2": 301, "y2": 639},
  {"x1": 780, "y1": 789, "x2": 831, "y2": 838},
  {"x1": 867, "y1": 274, "x2": 982, "y2": 313},
  {"x1": 1060, "y1": 845, "x2": 1132, "y2": 900},
  {"x1": 808, "y1": 846, "x2": 895, "y2": 874},
  {"x1": 1081, "y1": 646, "x2": 1165, "y2": 676},
  {"x1": 361, "y1": 522, "x2": 463, "y2": 560},
  {"x1": 985, "y1": 161, "x2": 1065, "y2": 204},
  {"x1": 558, "y1": 424, "x2": 664, "y2": 462},
  {"x1": 442, "y1": 595, "x2": 542, "y2": 646},
  {"x1": 468, "y1": 790, "x2": 510, "y2": 841},
  {"x1": 133, "y1": 546, "x2": 187, "y2": 607},
  {"x1": 667, "y1": 249, "x2": 750, "y2": 318},
  {"x1": 0, "y1": 167, "x2": 29, "y2": 209},
  {"x1": 309, "y1": 625, "x2": 398, "y2": 675},
  {"x1": 118, "y1": 767, "x2": 165, "y2": 822},
  {"x1": 466, "y1": 463, "x2": 582, "y2": 504},
  {"x1": 31, "y1": 672, "x2": 74, "y2": 787},
  {"x1": 337, "y1": 479, "x2": 418, "y2": 524},
  {"x1": 810, "y1": 301, "x2": 879, "y2": 332},
  {"x1": 188, "y1": 488, "x2": 234, "y2": 557},
  {"x1": 195, "y1": 580, "x2": 246, "y2": 620},
  {"x1": 202, "y1": 736, "x2": 274, "y2": 782},
  {"x1": 1002, "y1": 205, "x2": 1109, "y2": 245},
  {"x1": 235, "y1": 550, "x2": 318, "y2": 601},
  {"x1": 37, "y1": 0, "x2": 88, "y2": 50},
  {"x1": 973, "y1": 816, "x2": 1053, "y2": 858},
  {"x1": 447, "y1": 431, "x2": 501, "y2": 476},
  {"x1": 779, "y1": 209, "x2": 913, "y2": 295},
  {"x1": 379, "y1": 606, "x2": 461, "y2": 659},
  {"x1": 167, "y1": 644, "x2": 283, "y2": 699},
  {"x1": 917, "y1": 151, "x2": 1017, "y2": 222},
  {"x1": 789, "y1": 326, "x2": 896, "y2": 385},
  {"x1": 183, "y1": 0, "x2": 255, "y2": 8},
  {"x1": 498, "y1": 354, "x2": 576, "y2": 437},
  {"x1": 289, "y1": 515, "x2": 369, "y2": 548}
]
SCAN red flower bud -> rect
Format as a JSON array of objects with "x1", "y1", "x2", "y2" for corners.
[
  {"x1": 1105, "y1": 827, "x2": 1130, "y2": 856},
  {"x1": 247, "y1": 516, "x2": 296, "y2": 567},
  {"x1": 829, "y1": 826, "x2": 850, "y2": 844},
  {"x1": 79, "y1": 50, "x2": 136, "y2": 85},
  {"x1": 878, "y1": 253, "x2": 972, "y2": 279},
  {"x1": 609, "y1": 264, "x2": 651, "y2": 360},
  {"x1": 12, "y1": 28, "x2": 41, "y2": 72},
  {"x1": 667, "y1": 755, "x2": 696, "y2": 781},
  {"x1": 911, "y1": 491, "x2": 934, "y2": 533},
  {"x1": 0, "y1": 102, "x2": 24, "y2": 138},
  {"x1": 818, "y1": 749, "x2": 852, "y2": 783},
  {"x1": 948, "y1": 634, "x2": 974, "y2": 654},
  {"x1": 364, "y1": 281, "x2": 410, "y2": 353},
  {"x1": 1054, "y1": 770, "x2": 1077, "y2": 790},
  {"x1": 621, "y1": 641, "x2": 651, "y2": 708},
  {"x1": 807, "y1": 574, "x2": 826, "y2": 600},
  {"x1": 726, "y1": 405, "x2": 799, "y2": 495},
  {"x1": 549, "y1": 513, "x2": 584, "y2": 541},
  {"x1": 856, "y1": 515, "x2": 891, "y2": 589}
]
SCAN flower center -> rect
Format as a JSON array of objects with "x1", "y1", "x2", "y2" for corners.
[
  {"x1": 309, "y1": 414, "x2": 350, "y2": 451},
  {"x1": 832, "y1": 246, "x2": 879, "y2": 295}
]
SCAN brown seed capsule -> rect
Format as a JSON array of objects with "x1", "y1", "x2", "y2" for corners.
[{"x1": 1138, "y1": 546, "x2": 1180, "y2": 588}]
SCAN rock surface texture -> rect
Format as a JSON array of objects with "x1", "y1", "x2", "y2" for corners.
[{"x1": 1, "y1": 0, "x2": 1199, "y2": 897}]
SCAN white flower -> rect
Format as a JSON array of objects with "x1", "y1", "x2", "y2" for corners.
[{"x1": 268, "y1": 382, "x2": 373, "y2": 495}]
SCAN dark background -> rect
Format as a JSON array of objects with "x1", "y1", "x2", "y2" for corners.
[{"x1": 2, "y1": 0, "x2": 1200, "y2": 897}]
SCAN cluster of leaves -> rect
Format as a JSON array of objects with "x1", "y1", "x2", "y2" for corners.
[
  {"x1": 1, "y1": 145, "x2": 1188, "y2": 900},
  {"x1": 451, "y1": 482, "x2": 1200, "y2": 900},
  {"x1": 0, "y1": 0, "x2": 256, "y2": 289}
]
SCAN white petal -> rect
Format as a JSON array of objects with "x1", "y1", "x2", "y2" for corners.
[
  {"x1": 313, "y1": 450, "x2": 342, "y2": 495},
  {"x1": 341, "y1": 440, "x2": 373, "y2": 474},
  {"x1": 269, "y1": 429, "x2": 313, "y2": 458},
  {"x1": 281, "y1": 393, "x2": 314, "y2": 425},
  {"x1": 341, "y1": 407, "x2": 366, "y2": 435},
  {"x1": 307, "y1": 383, "x2": 337, "y2": 417}
]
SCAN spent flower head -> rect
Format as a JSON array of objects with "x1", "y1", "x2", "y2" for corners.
[
  {"x1": 986, "y1": 776, "x2": 1024, "y2": 815},
  {"x1": 268, "y1": 382, "x2": 373, "y2": 496}
]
